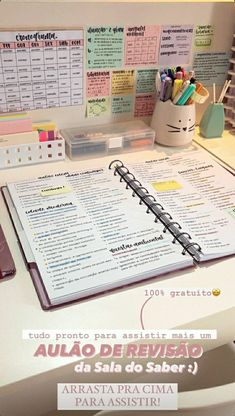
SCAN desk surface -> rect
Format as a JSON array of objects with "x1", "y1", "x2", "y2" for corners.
[
  {"x1": 1, "y1": 132, "x2": 235, "y2": 389},
  {"x1": 193, "y1": 129, "x2": 235, "y2": 173}
]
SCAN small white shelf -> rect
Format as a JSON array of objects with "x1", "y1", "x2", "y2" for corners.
[{"x1": 0, "y1": 137, "x2": 65, "y2": 170}]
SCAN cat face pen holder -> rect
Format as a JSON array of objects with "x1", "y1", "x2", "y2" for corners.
[{"x1": 151, "y1": 100, "x2": 195, "y2": 147}]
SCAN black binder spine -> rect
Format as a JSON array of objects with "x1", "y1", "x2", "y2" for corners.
[{"x1": 109, "y1": 160, "x2": 202, "y2": 261}]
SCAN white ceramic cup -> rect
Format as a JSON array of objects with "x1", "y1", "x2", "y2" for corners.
[{"x1": 151, "y1": 100, "x2": 196, "y2": 146}]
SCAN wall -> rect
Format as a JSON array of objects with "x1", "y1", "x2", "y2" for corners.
[{"x1": 0, "y1": 1, "x2": 234, "y2": 128}]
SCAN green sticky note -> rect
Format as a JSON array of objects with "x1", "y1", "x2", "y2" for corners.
[
  {"x1": 87, "y1": 26, "x2": 124, "y2": 69},
  {"x1": 86, "y1": 97, "x2": 110, "y2": 117},
  {"x1": 136, "y1": 69, "x2": 158, "y2": 94},
  {"x1": 112, "y1": 96, "x2": 133, "y2": 114}
]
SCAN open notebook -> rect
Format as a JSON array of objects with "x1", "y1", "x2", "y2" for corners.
[{"x1": 2, "y1": 149, "x2": 235, "y2": 309}]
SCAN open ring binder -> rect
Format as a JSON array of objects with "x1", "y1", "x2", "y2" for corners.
[
  {"x1": 109, "y1": 160, "x2": 203, "y2": 261},
  {"x1": 3, "y1": 149, "x2": 235, "y2": 309},
  {"x1": 163, "y1": 222, "x2": 182, "y2": 233}
]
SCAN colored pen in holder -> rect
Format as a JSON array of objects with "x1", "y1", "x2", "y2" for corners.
[
  {"x1": 151, "y1": 100, "x2": 195, "y2": 147},
  {"x1": 199, "y1": 102, "x2": 224, "y2": 138}
]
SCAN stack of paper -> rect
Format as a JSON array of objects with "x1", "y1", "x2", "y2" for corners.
[{"x1": 0, "y1": 113, "x2": 33, "y2": 135}]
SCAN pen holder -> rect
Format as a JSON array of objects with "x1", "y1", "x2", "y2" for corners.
[
  {"x1": 151, "y1": 100, "x2": 196, "y2": 146},
  {"x1": 199, "y1": 102, "x2": 224, "y2": 138}
]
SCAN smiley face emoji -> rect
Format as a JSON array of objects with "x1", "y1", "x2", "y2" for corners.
[{"x1": 212, "y1": 288, "x2": 221, "y2": 297}]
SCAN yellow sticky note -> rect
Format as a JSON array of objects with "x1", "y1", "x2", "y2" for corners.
[
  {"x1": 152, "y1": 180, "x2": 182, "y2": 192},
  {"x1": 33, "y1": 121, "x2": 56, "y2": 131},
  {"x1": 40, "y1": 186, "x2": 72, "y2": 197},
  {"x1": 112, "y1": 70, "x2": 135, "y2": 95}
]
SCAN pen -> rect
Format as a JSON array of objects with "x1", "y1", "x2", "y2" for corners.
[
  {"x1": 167, "y1": 68, "x2": 175, "y2": 81},
  {"x1": 189, "y1": 70, "x2": 195, "y2": 79},
  {"x1": 163, "y1": 78, "x2": 173, "y2": 101},
  {"x1": 172, "y1": 79, "x2": 183, "y2": 100},
  {"x1": 186, "y1": 82, "x2": 203, "y2": 105},
  {"x1": 155, "y1": 71, "x2": 161, "y2": 95},
  {"x1": 173, "y1": 80, "x2": 190, "y2": 104},
  {"x1": 176, "y1": 84, "x2": 196, "y2": 106},
  {"x1": 160, "y1": 79, "x2": 167, "y2": 101},
  {"x1": 175, "y1": 71, "x2": 183, "y2": 80}
]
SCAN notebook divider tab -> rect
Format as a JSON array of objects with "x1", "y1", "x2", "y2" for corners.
[{"x1": 109, "y1": 159, "x2": 203, "y2": 262}]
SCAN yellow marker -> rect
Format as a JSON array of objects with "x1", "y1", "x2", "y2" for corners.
[
  {"x1": 40, "y1": 186, "x2": 72, "y2": 197},
  {"x1": 152, "y1": 180, "x2": 182, "y2": 192},
  {"x1": 171, "y1": 79, "x2": 183, "y2": 100}
]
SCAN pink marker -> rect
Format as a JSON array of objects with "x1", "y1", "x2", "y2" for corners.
[{"x1": 175, "y1": 71, "x2": 183, "y2": 80}]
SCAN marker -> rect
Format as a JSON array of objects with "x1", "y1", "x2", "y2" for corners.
[
  {"x1": 167, "y1": 68, "x2": 175, "y2": 81},
  {"x1": 155, "y1": 71, "x2": 161, "y2": 95},
  {"x1": 163, "y1": 78, "x2": 173, "y2": 101},
  {"x1": 171, "y1": 79, "x2": 183, "y2": 100},
  {"x1": 189, "y1": 70, "x2": 195, "y2": 79},
  {"x1": 186, "y1": 82, "x2": 203, "y2": 104},
  {"x1": 173, "y1": 80, "x2": 190, "y2": 104},
  {"x1": 176, "y1": 84, "x2": 196, "y2": 105},
  {"x1": 160, "y1": 79, "x2": 166, "y2": 101},
  {"x1": 175, "y1": 71, "x2": 183, "y2": 80}
]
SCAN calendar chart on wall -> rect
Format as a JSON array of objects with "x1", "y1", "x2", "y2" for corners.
[{"x1": 0, "y1": 30, "x2": 84, "y2": 113}]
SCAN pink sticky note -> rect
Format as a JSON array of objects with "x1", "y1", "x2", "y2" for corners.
[{"x1": 39, "y1": 131, "x2": 47, "y2": 142}]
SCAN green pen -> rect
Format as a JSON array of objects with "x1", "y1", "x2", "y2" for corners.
[{"x1": 177, "y1": 84, "x2": 196, "y2": 106}]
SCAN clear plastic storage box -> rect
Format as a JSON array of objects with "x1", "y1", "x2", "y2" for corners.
[{"x1": 60, "y1": 120, "x2": 155, "y2": 160}]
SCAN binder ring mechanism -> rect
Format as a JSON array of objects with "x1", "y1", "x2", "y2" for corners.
[
  {"x1": 182, "y1": 242, "x2": 202, "y2": 256},
  {"x1": 109, "y1": 159, "x2": 203, "y2": 259}
]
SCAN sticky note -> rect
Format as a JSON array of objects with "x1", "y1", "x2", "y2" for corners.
[
  {"x1": 33, "y1": 121, "x2": 56, "y2": 131},
  {"x1": 152, "y1": 181, "x2": 182, "y2": 192},
  {"x1": 39, "y1": 131, "x2": 47, "y2": 142},
  {"x1": 48, "y1": 130, "x2": 55, "y2": 140},
  {"x1": 40, "y1": 186, "x2": 72, "y2": 197},
  {"x1": 0, "y1": 131, "x2": 39, "y2": 147}
]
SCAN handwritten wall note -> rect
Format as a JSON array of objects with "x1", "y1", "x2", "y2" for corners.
[
  {"x1": 125, "y1": 25, "x2": 160, "y2": 66},
  {"x1": 112, "y1": 95, "x2": 133, "y2": 114},
  {"x1": 159, "y1": 25, "x2": 193, "y2": 65},
  {"x1": 86, "y1": 97, "x2": 110, "y2": 117},
  {"x1": 134, "y1": 94, "x2": 156, "y2": 117},
  {"x1": 136, "y1": 69, "x2": 158, "y2": 94},
  {"x1": 193, "y1": 52, "x2": 230, "y2": 85},
  {"x1": 0, "y1": 30, "x2": 84, "y2": 113},
  {"x1": 87, "y1": 71, "x2": 110, "y2": 97},
  {"x1": 112, "y1": 70, "x2": 135, "y2": 95},
  {"x1": 86, "y1": 26, "x2": 124, "y2": 69}
]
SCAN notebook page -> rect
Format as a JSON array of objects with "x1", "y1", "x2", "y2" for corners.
[
  {"x1": 130, "y1": 150, "x2": 235, "y2": 261},
  {"x1": 7, "y1": 167, "x2": 193, "y2": 305}
]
